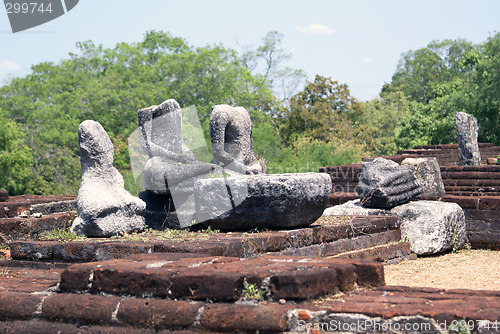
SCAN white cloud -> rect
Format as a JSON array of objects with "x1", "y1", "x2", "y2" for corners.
[
  {"x1": 362, "y1": 57, "x2": 374, "y2": 64},
  {"x1": 0, "y1": 59, "x2": 22, "y2": 72},
  {"x1": 296, "y1": 24, "x2": 336, "y2": 35},
  {"x1": 0, "y1": 59, "x2": 22, "y2": 85}
]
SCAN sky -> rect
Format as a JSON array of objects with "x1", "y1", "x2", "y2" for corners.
[{"x1": 0, "y1": 0, "x2": 499, "y2": 101}]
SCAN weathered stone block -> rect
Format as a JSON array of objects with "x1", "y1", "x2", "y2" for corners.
[
  {"x1": 194, "y1": 173, "x2": 332, "y2": 231},
  {"x1": 391, "y1": 201, "x2": 466, "y2": 255},
  {"x1": 454, "y1": 112, "x2": 481, "y2": 166},
  {"x1": 356, "y1": 158, "x2": 422, "y2": 209},
  {"x1": 401, "y1": 157, "x2": 446, "y2": 198}
]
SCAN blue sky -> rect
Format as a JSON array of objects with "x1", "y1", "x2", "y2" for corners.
[{"x1": 1, "y1": 0, "x2": 499, "y2": 100}]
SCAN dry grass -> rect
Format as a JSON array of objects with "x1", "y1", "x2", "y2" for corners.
[{"x1": 385, "y1": 249, "x2": 500, "y2": 290}]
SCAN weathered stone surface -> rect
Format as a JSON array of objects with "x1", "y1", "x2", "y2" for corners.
[
  {"x1": 0, "y1": 292, "x2": 42, "y2": 320},
  {"x1": 401, "y1": 157, "x2": 446, "y2": 199},
  {"x1": 194, "y1": 173, "x2": 332, "y2": 230},
  {"x1": 323, "y1": 199, "x2": 391, "y2": 216},
  {"x1": 391, "y1": 200, "x2": 466, "y2": 255},
  {"x1": 138, "y1": 99, "x2": 221, "y2": 228},
  {"x1": 201, "y1": 304, "x2": 291, "y2": 333},
  {"x1": 117, "y1": 298, "x2": 203, "y2": 329},
  {"x1": 30, "y1": 199, "x2": 76, "y2": 215},
  {"x1": 210, "y1": 104, "x2": 262, "y2": 175},
  {"x1": 454, "y1": 111, "x2": 481, "y2": 166},
  {"x1": 58, "y1": 253, "x2": 383, "y2": 301},
  {"x1": 42, "y1": 294, "x2": 120, "y2": 324},
  {"x1": 71, "y1": 120, "x2": 146, "y2": 237},
  {"x1": 356, "y1": 158, "x2": 422, "y2": 209},
  {"x1": 0, "y1": 190, "x2": 8, "y2": 202}
]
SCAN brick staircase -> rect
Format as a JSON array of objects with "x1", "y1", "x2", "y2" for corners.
[{"x1": 1, "y1": 191, "x2": 499, "y2": 332}]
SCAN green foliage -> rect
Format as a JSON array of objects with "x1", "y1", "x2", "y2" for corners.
[
  {"x1": 386, "y1": 35, "x2": 500, "y2": 149},
  {"x1": 0, "y1": 110, "x2": 34, "y2": 195},
  {"x1": 0, "y1": 31, "x2": 279, "y2": 195},
  {"x1": 283, "y1": 75, "x2": 361, "y2": 143},
  {"x1": 361, "y1": 91, "x2": 410, "y2": 155},
  {"x1": 384, "y1": 39, "x2": 474, "y2": 104},
  {"x1": 41, "y1": 227, "x2": 87, "y2": 242},
  {"x1": 242, "y1": 281, "x2": 266, "y2": 301}
]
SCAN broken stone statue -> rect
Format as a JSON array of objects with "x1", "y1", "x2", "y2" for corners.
[
  {"x1": 137, "y1": 99, "x2": 221, "y2": 229},
  {"x1": 401, "y1": 157, "x2": 446, "y2": 199},
  {"x1": 71, "y1": 120, "x2": 146, "y2": 237},
  {"x1": 356, "y1": 158, "x2": 422, "y2": 209},
  {"x1": 454, "y1": 111, "x2": 481, "y2": 166},
  {"x1": 210, "y1": 104, "x2": 263, "y2": 175}
]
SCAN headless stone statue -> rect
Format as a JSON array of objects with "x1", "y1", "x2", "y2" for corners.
[
  {"x1": 139, "y1": 99, "x2": 219, "y2": 194},
  {"x1": 138, "y1": 99, "x2": 221, "y2": 229},
  {"x1": 71, "y1": 120, "x2": 146, "y2": 236},
  {"x1": 210, "y1": 104, "x2": 262, "y2": 175}
]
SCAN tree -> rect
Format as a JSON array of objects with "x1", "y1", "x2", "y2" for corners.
[
  {"x1": 361, "y1": 91, "x2": 410, "y2": 155},
  {"x1": 468, "y1": 33, "x2": 500, "y2": 144},
  {"x1": 240, "y1": 31, "x2": 306, "y2": 103},
  {"x1": 283, "y1": 75, "x2": 362, "y2": 143},
  {"x1": 385, "y1": 36, "x2": 500, "y2": 148},
  {"x1": 0, "y1": 110, "x2": 33, "y2": 195},
  {"x1": 383, "y1": 39, "x2": 474, "y2": 104}
]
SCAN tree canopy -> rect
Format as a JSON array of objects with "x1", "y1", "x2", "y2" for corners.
[{"x1": 0, "y1": 30, "x2": 499, "y2": 196}]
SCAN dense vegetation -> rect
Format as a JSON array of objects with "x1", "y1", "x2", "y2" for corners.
[{"x1": 1, "y1": 31, "x2": 499, "y2": 196}]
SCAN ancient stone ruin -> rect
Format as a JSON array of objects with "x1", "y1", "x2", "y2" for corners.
[
  {"x1": 356, "y1": 158, "x2": 422, "y2": 209},
  {"x1": 454, "y1": 111, "x2": 481, "y2": 166},
  {"x1": 138, "y1": 99, "x2": 330, "y2": 231},
  {"x1": 71, "y1": 120, "x2": 146, "y2": 237},
  {"x1": 210, "y1": 104, "x2": 263, "y2": 175},
  {"x1": 137, "y1": 99, "x2": 221, "y2": 229},
  {"x1": 195, "y1": 172, "x2": 331, "y2": 230},
  {"x1": 401, "y1": 157, "x2": 446, "y2": 199}
]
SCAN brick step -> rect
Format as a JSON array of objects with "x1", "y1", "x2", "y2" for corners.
[
  {"x1": 441, "y1": 165, "x2": 500, "y2": 173},
  {"x1": 277, "y1": 230, "x2": 402, "y2": 258},
  {"x1": 331, "y1": 242, "x2": 415, "y2": 264},
  {"x1": 0, "y1": 195, "x2": 75, "y2": 218},
  {"x1": 8, "y1": 215, "x2": 398, "y2": 262},
  {"x1": 0, "y1": 212, "x2": 75, "y2": 241},
  {"x1": 445, "y1": 191, "x2": 500, "y2": 197},
  {"x1": 441, "y1": 171, "x2": 500, "y2": 179},
  {"x1": 328, "y1": 192, "x2": 358, "y2": 206},
  {"x1": 60, "y1": 253, "x2": 384, "y2": 301},
  {"x1": 465, "y1": 210, "x2": 500, "y2": 250},
  {"x1": 443, "y1": 179, "x2": 500, "y2": 186},
  {"x1": 0, "y1": 273, "x2": 498, "y2": 333}
]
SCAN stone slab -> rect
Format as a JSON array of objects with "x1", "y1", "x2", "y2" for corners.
[{"x1": 195, "y1": 173, "x2": 332, "y2": 230}]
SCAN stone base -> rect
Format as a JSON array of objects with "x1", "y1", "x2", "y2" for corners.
[
  {"x1": 139, "y1": 191, "x2": 196, "y2": 229},
  {"x1": 195, "y1": 173, "x2": 332, "y2": 231}
]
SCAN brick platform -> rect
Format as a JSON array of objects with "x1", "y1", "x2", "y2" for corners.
[
  {"x1": 0, "y1": 258, "x2": 498, "y2": 333},
  {"x1": 59, "y1": 253, "x2": 385, "y2": 300},
  {"x1": 8, "y1": 215, "x2": 409, "y2": 263},
  {"x1": 319, "y1": 163, "x2": 500, "y2": 197},
  {"x1": 0, "y1": 195, "x2": 75, "y2": 218}
]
